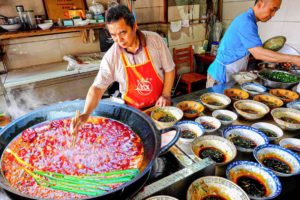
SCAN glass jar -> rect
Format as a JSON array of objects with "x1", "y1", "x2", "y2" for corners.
[{"x1": 25, "y1": 10, "x2": 37, "y2": 29}]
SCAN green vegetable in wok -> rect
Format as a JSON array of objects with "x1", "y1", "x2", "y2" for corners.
[
  {"x1": 7, "y1": 148, "x2": 139, "y2": 196},
  {"x1": 260, "y1": 71, "x2": 299, "y2": 83}
]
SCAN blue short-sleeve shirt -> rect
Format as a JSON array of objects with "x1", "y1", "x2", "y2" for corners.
[{"x1": 207, "y1": 8, "x2": 263, "y2": 83}]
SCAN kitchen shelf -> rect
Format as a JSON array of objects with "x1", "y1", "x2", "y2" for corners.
[{"x1": 0, "y1": 23, "x2": 105, "y2": 40}]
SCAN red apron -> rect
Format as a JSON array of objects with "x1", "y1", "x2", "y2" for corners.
[{"x1": 121, "y1": 47, "x2": 163, "y2": 109}]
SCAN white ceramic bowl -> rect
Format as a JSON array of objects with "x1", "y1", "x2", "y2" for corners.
[
  {"x1": 212, "y1": 109, "x2": 238, "y2": 125},
  {"x1": 175, "y1": 120, "x2": 204, "y2": 143},
  {"x1": 151, "y1": 106, "x2": 183, "y2": 130},
  {"x1": 271, "y1": 108, "x2": 300, "y2": 131},
  {"x1": 191, "y1": 135, "x2": 237, "y2": 166},
  {"x1": 234, "y1": 100, "x2": 270, "y2": 120},
  {"x1": 279, "y1": 138, "x2": 300, "y2": 155},
  {"x1": 38, "y1": 22, "x2": 53, "y2": 30},
  {"x1": 223, "y1": 125, "x2": 269, "y2": 152},
  {"x1": 241, "y1": 82, "x2": 267, "y2": 96},
  {"x1": 226, "y1": 161, "x2": 282, "y2": 200},
  {"x1": 286, "y1": 100, "x2": 300, "y2": 111},
  {"x1": 254, "y1": 144, "x2": 300, "y2": 177},
  {"x1": 251, "y1": 122, "x2": 283, "y2": 141},
  {"x1": 200, "y1": 92, "x2": 231, "y2": 111},
  {"x1": 195, "y1": 116, "x2": 221, "y2": 133},
  {"x1": 0, "y1": 24, "x2": 21, "y2": 32},
  {"x1": 146, "y1": 196, "x2": 178, "y2": 200},
  {"x1": 232, "y1": 72, "x2": 258, "y2": 85},
  {"x1": 187, "y1": 176, "x2": 249, "y2": 200}
]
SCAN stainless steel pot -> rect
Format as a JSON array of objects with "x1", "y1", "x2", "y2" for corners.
[{"x1": 258, "y1": 69, "x2": 299, "y2": 89}]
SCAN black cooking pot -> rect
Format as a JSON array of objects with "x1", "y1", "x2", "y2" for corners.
[{"x1": 0, "y1": 100, "x2": 180, "y2": 200}]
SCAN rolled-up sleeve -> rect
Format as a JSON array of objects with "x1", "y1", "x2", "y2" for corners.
[{"x1": 92, "y1": 56, "x2": 114, "y2": 89}]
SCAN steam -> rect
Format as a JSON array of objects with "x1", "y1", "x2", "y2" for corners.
[{"x1": 5, "y1": 84, "x2": 54, "y2": 119}]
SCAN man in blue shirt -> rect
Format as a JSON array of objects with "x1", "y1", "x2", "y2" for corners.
[{"x1": 207, "y1": 0, "x2": 300, "y2": 87}]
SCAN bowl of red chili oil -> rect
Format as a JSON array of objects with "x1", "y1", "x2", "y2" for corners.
[
  {"x1": 226, "y1": 161, "x2": 282, "y2": 200},
  {"x1": 254, "y1": 144, "x2": 300, "y2": 177}
]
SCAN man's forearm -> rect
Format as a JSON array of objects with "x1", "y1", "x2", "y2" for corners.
[
  {"x1": 249, "y1": 46, "x2": 295, "y2": 63},
  {"x1": 162, "y1": 69, "x2": 175, "y2": 97},
  {"x1": 83, "y1": 86, "x2": 105, "y2": 115}
]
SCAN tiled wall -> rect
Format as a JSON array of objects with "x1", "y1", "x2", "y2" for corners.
[
  {"x1": 120, "y1": 0, "x2": 165, "y2": 23},
  {"x1": 222, "y1": 0, "x2": 300, "y2": 52},
  {"x1": 167, "y1": 4, "x2": 206, "y2": 50},
  {"x1": 2, "y1": 31, "x2": 100, "y2": 70}
]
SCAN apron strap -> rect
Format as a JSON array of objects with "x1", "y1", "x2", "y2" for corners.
[{"x1": 121, "y1": 51, "x2": 129, "y2": 67}]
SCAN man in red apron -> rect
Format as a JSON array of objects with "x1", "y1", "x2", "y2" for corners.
[{"x1": 72, "y1": 4, "x2": 175, "y2": 128}]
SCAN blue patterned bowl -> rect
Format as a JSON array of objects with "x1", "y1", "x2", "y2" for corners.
[
  {"x1": 175, "y1": 120, "x2": 204, "y2": 143},
  {"x1": 241, "y1": 82, "x2": 267, "y2": 96},
  {"x1": 187, "y1": 176, "x2": 249, "y2": 200},
  {"x1": 226, "y1": 161, "x2": 282, "y2": 200},
  {"x1": 223, "y1": 125, "x2": 269, "y2": 152},
  {"x1": 287, "y1": 100, "x2": 300, "y2": 111},
  {"x1": 254, "y1": 144, "x2": 300, "y2": 177}
]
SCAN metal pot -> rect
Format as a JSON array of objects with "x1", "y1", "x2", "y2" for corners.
[
  {"x1": 257, "y1": 62, "x2": 277, "y2": 70},
  {"x1": 0, "y1": 100, "x2": 180, "y2": 199},
  {"x1": 258, "y1": 69, "x2": 299, "y2": 89}
]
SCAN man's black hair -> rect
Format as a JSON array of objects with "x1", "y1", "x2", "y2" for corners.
[
  {"x1": 105, "y1": 4, "x2": 135, "y2": 28},
  {"x1": 255, "y1": 0, "x2": 259, "y2": 5}
]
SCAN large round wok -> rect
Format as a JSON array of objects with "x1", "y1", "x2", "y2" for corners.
[{"x1": 0, "y1": 100, "x2": 180, "y2": 200}]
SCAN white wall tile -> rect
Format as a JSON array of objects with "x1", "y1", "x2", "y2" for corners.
[
  {"x1": 258, "y1": 21, "x2": 285, "y2": 43},
  {"x1": 168, "y1": 5, "x2": 200, "y2": 21},
  {"x1": 282, "y1": 0, "x2": 300, "y2": 22},
  {"x1": 281, "y1": 22, "x2": 300, "y2": 48},
  {"x1": 5, "y1": 40, "x2": 62, "y2": 70},
  {"x1": 223, "y1": 1, "x2": 254, "y2": 20}
]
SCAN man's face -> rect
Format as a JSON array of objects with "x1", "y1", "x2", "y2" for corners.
[
  {"x1": 258, "y1": 0, "x2": 281, "y2": 22},
  {"x1": 107, "y1": 18, "x2": 137, "y2": 49}
]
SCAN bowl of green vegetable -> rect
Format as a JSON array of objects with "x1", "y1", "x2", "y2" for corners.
[
  {"x1": 151, "y1": 106, "x2": 183, "y2": 129},
  {"x1": 258, "y1": 69, "x2": 299, "y2": 89}
]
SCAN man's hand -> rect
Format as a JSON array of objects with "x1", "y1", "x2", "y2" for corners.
[
  {"x1": 155, "y1": 95, "x2": 172, "y2": 107},
  {"x1": 291, "y1": 56, "x2": 300, "y2": 68},
  {"x1": 70, "y1": 113, "x2": 90, "y2": 133}
]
